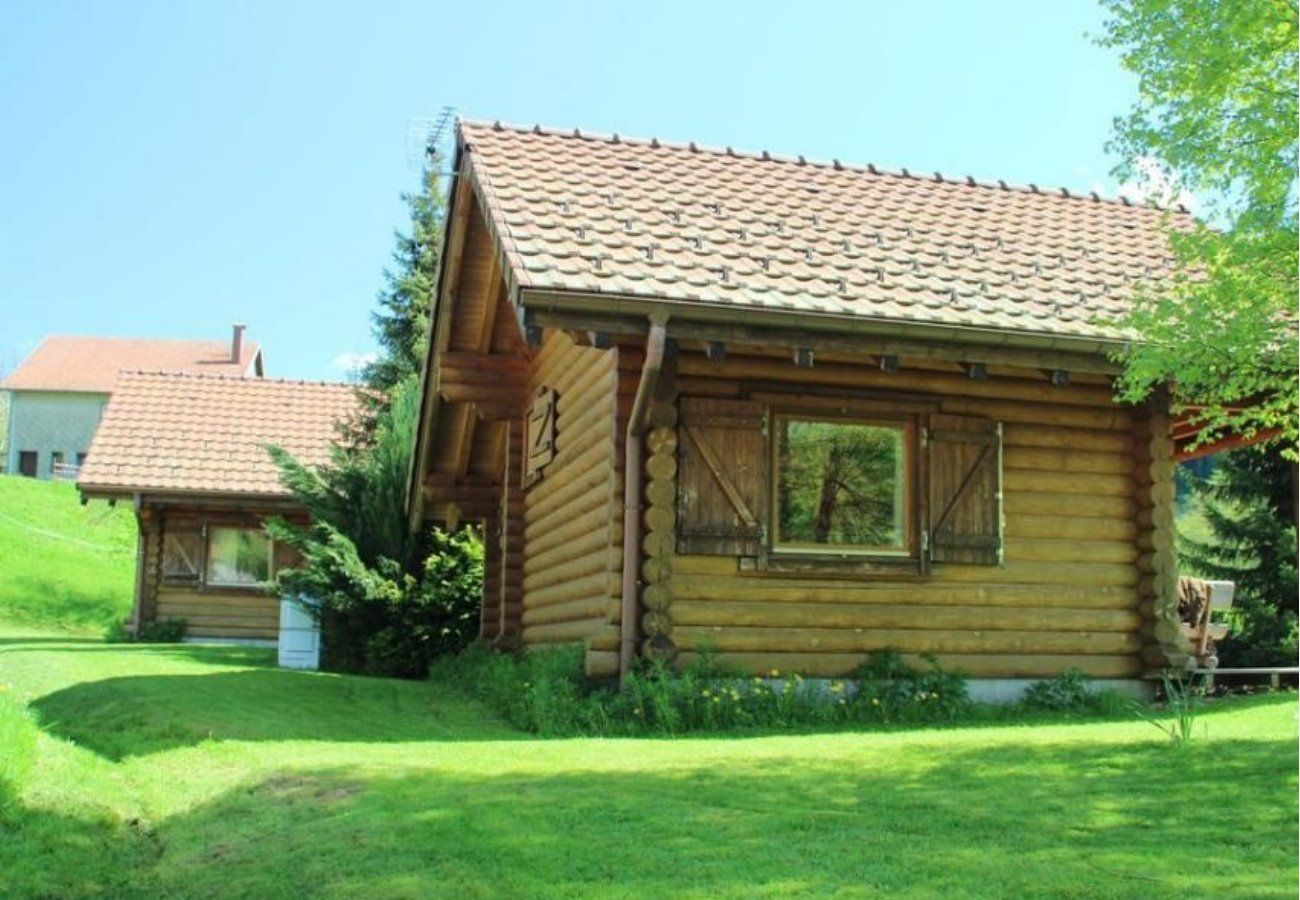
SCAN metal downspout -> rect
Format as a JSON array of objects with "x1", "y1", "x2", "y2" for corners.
[{"x1": 620, "y1": 318, "x2": 668, "y2": 683}]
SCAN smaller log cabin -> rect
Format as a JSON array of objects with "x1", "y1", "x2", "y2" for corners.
[
  {"x1": 408, "y1": 120, "x2": 1244, "y2": 692},
  {"x1": 78, "y1": 371, "x2": 360, "y2": 642}
]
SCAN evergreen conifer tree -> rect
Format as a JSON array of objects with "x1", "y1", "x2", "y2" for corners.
[{"x1": 1181, "y1": 448, "x2": 1298, "y2": 665}]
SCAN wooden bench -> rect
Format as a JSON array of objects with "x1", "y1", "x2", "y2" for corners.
[
  {"x1": 1179, "y1": 578, "x2": 1235, "y2": 668},
  {"x1": 1190, "y1": 667, "x2": 1300, "y2": 691}
]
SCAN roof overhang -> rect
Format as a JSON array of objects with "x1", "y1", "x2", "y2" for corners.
[
  {"x1": 519, "y1": 288, "x2": 1128, "y2": 374},
  {"x1": 78, "y1": 484, "x2": 302, "y2": 510}
]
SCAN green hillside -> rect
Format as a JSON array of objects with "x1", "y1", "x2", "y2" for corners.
[{"x1": 0, "y1": 475, "x2": 136, "y2": 632}]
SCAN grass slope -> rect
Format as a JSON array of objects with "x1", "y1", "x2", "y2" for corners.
[
  {"x1": 0, "y1": 475, "x2": 135, "y2": 632},
  {"x1": 1, "y1": 628, "x2": 1296, "y2": 899}
]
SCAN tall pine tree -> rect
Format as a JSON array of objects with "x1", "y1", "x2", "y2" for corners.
[
  {"x1": 364, "y1": 158, "x2": 446, "y2": 394},
  {"x1": 1181, "y1": 448, "x2": 1298, "y2": 666}
]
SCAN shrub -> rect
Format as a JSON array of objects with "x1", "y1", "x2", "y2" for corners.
[
  {"x1": 103, "y1": 617, "x2": 187, "y2": 644},
  {"x1": 847, "y1": 650, "x2": 971, "y2": 723},
  {"x1": 1022, "y1": 669, "x2": 1092, "y2": 711},
  {"x1": 432, "y1": 645, "x2": 972, "y2": 736},
  {"x1": 137, "y1": 617, "x2": 187, "y2": 643},
  {"x1": 268, "y1": 379, "x2": 484, "y2": 678}
]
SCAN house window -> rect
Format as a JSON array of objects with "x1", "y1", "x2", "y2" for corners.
[
  {"x1": 50, "y1": 451, "x2": 64, "y2": 476},
  {"x1": 18, "y1": 451, "x2": 37, "y2": 478},
  {"x1": 205, "y1": 526, "x2": 271, "y2": 587},
  {"x1": 76, "y1": 452, "x2": 88, "y2": 467},
  {"x1": 773, "y1": 416, "x2": 911, "y2": 554}
]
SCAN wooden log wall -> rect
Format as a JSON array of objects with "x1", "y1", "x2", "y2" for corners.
[
  {"x1": 142, "y1": 506, "x2": 281, "y2": 641},
  {"x1": 519, "y1": 330, "x2": 623, "y2": 673},
  {"x1": 642, "y1": 347, "x2": 1173, "y2": 680}
]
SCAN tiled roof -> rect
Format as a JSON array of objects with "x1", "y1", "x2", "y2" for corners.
[
  {"x1": 78, "y1": 371, "x2": 362, "y2": 498},
  {"x1": 460, "y1": 119, "x2": 1193, "y2": 342},
  {"x1": 1, "y1": 335, "x2": 261, "y2": 393}
]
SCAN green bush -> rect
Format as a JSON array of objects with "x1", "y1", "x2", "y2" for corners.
[
  {"x1": 103, "y1": 617, "x2": 187, "y2": 644},
  {"x1": 431, "y1": 645, "x2": 972, "y2": 736},
  {"x1": 1021, "y1": 669, "x2": 1133, "y2": 716},
  {"x1": 1023, "y1": 669, "x2": 1092, "y2": 711}
]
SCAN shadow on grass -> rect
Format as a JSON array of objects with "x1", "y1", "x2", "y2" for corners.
[
  {"x1": 6, "y1": 737, "x2": 1297, "y2": 898},
  {"x1": 33, "y1": 669, "x2": 521, "y2": 757}
]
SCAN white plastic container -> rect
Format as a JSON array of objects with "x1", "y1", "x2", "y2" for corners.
[{"x1": 278, "y1": 596, "x2": 321, "y2": 670}]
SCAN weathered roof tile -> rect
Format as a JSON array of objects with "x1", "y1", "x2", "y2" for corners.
[
  {"x1": 78, "y1": 371, "x2": 363, "y2": 498},
  {"x1": 460, "y1": 119, "x2": 1191, "y2": 341}
]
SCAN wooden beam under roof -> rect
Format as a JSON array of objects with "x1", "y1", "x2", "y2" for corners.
[
  {"x1": 473, "y1": 254, "x2": 504, "y2": 354},
  {"x1": 524, "y1": 307, "x2": 1123, "y2": 375}
]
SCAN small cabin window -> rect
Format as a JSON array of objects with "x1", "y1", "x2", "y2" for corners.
[
  {"x1": 773, "y1": 415, "x2": 911, "y2": 555},
  {"x1": 205, "y1": 526, "x2": 271, "y2": 587}
]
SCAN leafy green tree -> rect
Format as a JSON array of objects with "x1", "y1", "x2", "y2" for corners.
[
  {"x1": 364, "y1": 159, "x2": 445, "y2": 394},
  {"x1": 1180, "y1": 447, "x2": 1298, "y2": 665},
  {"x1": 1098, "y1": 0, "x2": 1298, "y2": 453}
]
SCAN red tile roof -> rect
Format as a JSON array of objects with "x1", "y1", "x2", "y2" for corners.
[
  {"x1": 78, "y1": 371, "x2": 362, "y2": 498},
  {"x1": 1, "y1": 335, "x2": 262, "y2": 393},
  {"x1": 459, "y1": 119, "x2": 1193, "y2": 343}
]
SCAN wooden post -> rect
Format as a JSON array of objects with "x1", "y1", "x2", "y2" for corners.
[
  {"x1": 641, "y1": 402, "x2": 678, "y2": 662},
  {"x1": 1133, "y1": 393, "x2": 1193, "y2": 673}
]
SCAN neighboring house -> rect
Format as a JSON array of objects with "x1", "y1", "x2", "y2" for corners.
[
  {"x1": 408, "y1": 120, "x2": 1260, "y2": 696},
  {"x1": 78, "y1": 371, "x2": 360, "y2": 643},
  {"x1": 1, "y1": 326, "x2": 263, "y2": 479}
]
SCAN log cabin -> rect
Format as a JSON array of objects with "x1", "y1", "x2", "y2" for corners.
[
  {"x1": 407, "y1": 119, "x2": 1239, "y2": 694},
  {"x1": 78, "y1": 371, "x2": 360, "y2": 642}
]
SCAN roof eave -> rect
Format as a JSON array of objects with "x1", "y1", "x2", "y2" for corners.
[
  {"x1": 78, "y1": 483, "x2": 298, "y2": 507},
  {"x1": 519, "y1": 288, "x2": 1130, "y2": 372}
]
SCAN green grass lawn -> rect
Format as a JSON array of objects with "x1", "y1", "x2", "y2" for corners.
[
  {"x1": 0, "y1": 625, "x2": 1296, "y2": 899},
  {"x1": 0, "y1": 474, "x2": 1296, "y2": 897},
  {"x1": 0, "y1": 475, "x2": 135, "y2": 632}
]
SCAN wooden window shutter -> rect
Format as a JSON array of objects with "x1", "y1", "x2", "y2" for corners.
[
  {"x1": 677, "y1": 397, "x2": 767, "y2": 556},
  {"x1": 926, "y1": 413, "x2": 1003, "y2": 566},
  {"x1": 161, "y1": 521, "x2": 202, "y2": 583}
]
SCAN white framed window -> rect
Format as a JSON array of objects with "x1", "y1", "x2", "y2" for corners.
[
  {"x1": 772, "y1": 415, "x2": 912, "y2": 555},
  {"x1": 205, "y1": 526, "x2": 272, "y2": 587}
]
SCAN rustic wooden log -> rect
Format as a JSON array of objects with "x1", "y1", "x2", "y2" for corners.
[
  {"x1": 522, "y1": 553, "x2": 609, "y2": 592},
  {"x1": 941, "y1": 397, "x2": 1133, "y2": 431},
  {"x1": 524, "y1": 572, "x2": 612, "y2": 609},
  {"x1": 671, "y1": 625, "x2": 1141, "y2": 656},
  {"x1": 1005, "y1": 514, "x2": 1137, "y2": 542},
  {"x1": 522, "y1": 596, "x2": 617, "y2": 627},
  {"x1": 674, "y1": 651, "x2": 1142, "y2": 679},
  {"x1": 1003, "y1": 469, "x2": 1135, "y2": 497},
  {"x1": 669, "y1": 554, "x2": 1139, "y2": 587},
  {"x1": 1001, "y1": 446, "x2": 1132, "y2": 475},
  {"x1": 667, "y1": 600, "x2": 1141, "y2": 632},
  {"x1": 1004, "y1": 492, "x2": 1136, "y2": 519},
  {"x1": 523, "y1": 618, "x2": 605, "y2": 645},
  {"x1": 676, "y1": 355, "x2": 1118, "y2": 408},
  {"x1": 1001, "y1": 424, "x2": 1134, "y2": 453},
  {"x1": 1005, "y1": 538, "x2": 1138, "y2": 565},
  {"x1": 665, "y1": 574, "x2": 1138, "y2": 609}
]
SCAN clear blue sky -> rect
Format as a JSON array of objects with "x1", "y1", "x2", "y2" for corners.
[{"x1": 1, "y1": 1, "x2": 1140, "y2": 381}]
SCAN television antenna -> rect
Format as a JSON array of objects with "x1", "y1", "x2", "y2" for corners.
[{"x1": 405, "y1": 105, "x2": 456, "y2": 171}]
